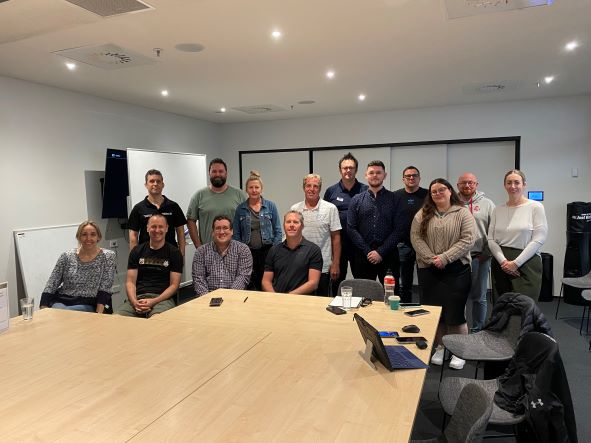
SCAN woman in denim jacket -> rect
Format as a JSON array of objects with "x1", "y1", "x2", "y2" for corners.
[{"x1": 233, "y1": 171, "x2": 283, "y2": 290}]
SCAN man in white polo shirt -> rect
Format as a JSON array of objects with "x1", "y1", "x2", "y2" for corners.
[{"x1": 291, "y1": 174, "x2": 341, "y2": 296}]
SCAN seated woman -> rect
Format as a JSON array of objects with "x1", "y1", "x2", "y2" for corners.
[{"x1": 40, "y1": 221, "x2": 116, "y2": 313}]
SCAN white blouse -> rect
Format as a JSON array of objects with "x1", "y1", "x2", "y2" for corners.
[{"x1": 487, "y1": 200, "x2": 548, "y2": 267}]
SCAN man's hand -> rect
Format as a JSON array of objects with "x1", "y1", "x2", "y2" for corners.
[
  {"x1": 134, "y1": 298, "x2": 155, "y2": 313},
  {"x1": 329, "y1": 262, "x2": 340, "y2": 280},
  {"x1": 367, "y1": 250, "x2": 382, "y2": 265}
]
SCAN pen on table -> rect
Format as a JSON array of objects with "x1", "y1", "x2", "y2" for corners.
[{"x1": 243, "y1": 297, "x2": 248, "y2": 303}]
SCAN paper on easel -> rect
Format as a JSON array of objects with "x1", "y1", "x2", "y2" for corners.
[
  {"x1": 0, "y1": 282, "x2": 8, "y2": 333},
  {"x1": 329, "y1": 296, "x2": 363, "y2": 308}
]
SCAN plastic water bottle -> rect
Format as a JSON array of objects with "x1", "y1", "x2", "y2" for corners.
[{"x1": 384, "y1": 269, "x2": 395, "y2": 305}]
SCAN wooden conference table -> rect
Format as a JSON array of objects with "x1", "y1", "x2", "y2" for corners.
[{"x1": 0, "y1": 290, "x2": 440, "y2": 442}]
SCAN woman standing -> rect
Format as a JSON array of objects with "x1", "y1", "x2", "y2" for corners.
[
  {"x1": 41, "y1": 221, "x2": 116, "y2": 313},
  {"x1": 411, "y1": 178, "x2": 475, "y2": 370},
  {"x1": 233, "y1": 171, "x2": 283, "y2": 290},
  {"x1": 488, "y1": 170, "x2": 548, "y2": 302}
]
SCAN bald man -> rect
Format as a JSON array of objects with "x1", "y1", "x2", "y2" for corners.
[{"x1": 456, "y1": 172, "x2": 495, "y2": 332}]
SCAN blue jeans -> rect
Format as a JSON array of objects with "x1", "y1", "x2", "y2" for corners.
[
  {"x1": 51, "y1": 303, "x2": 95, "y2": 312},
  {"x1": 469, "y1": 256, "x2": 491, "y2": 332},
  {"x1": 395, "y1": 243, "x2": 416, "y2": 303}
]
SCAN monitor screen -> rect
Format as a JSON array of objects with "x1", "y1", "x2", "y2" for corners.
[
  {"x1": 101, "y1": 149, "x2": 129, "y2": 219},
  {"x1": 528, "y1": 191, "x2": 544, "y2": 202}
]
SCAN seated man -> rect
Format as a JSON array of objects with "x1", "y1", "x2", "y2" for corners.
[
  {"x1": 117, "y1": 214, "x2": 182, "y2": 318},
  {"x1": 192, "y1": 215, "x2": 253, "y2": 296},
  {"x1": 262, "y1": 210, "x2": 323, "y2": 295}
]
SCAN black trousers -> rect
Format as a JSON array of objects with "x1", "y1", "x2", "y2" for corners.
[
  {"x1": 352, "y1": 250, "x2": 395, "y2": 285},
  {"x1": 329, "y1": 238, "x2": 358, "y2": 297},
  {"x1": 248, "y1": 245, "x2": 272, "y2": 291}
]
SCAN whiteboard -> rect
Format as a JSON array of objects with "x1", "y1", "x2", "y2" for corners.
[
  {"x1": 14, "y1": 224, "x2": 79, "y2": 310},
  {"x1": 126, "y1": 148, "x2": 208, "y2": 286}
]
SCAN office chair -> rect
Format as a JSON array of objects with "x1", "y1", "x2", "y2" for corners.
[{"x1": 337, "y1": 278, "x2": 384, "y2": 302}]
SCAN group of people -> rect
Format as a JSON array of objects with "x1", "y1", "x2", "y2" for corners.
[{"x1": 41, "y1": 155, "x2": 548, "y2": 369}]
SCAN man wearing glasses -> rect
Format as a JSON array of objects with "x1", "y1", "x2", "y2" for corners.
[
  {"x1": 323, "y1": 153, "x2": 368, "y2": 295},
  {"x1": 392, "y1": 166, "x2": 428, "y2": 303},
  {"x1": 456, "y1": 172, "x2": 495, "y2": 332},
  {"x1": 192, "y1": 215, "x2": 253, "y2": 297}
]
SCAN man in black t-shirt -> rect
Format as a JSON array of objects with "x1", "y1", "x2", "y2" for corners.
[
  {"x1": 117, "y1": 214, "x2": 183, "y2": 317},
  {"x1": 392, "y1": 166, "x2": 428, "y2": 302},
  {"x1": 128, "y1": 169, "x2": 187, "y2": 256}
]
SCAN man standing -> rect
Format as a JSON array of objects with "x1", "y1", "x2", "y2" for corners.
[
  {"x1": 392, "y1": 166, "x2": 428, "y2": 302},
  {"x1": 262, "y1": 211, "x2": 323, "y2": 295},
  {"x1": 128, "y1": 169, "x2": 187, "y2": 255},
  {"x1": 348, "y1": 161, "x2": 402, "y2": 284},
  {"x1": 118, "y1": 214, "x2": 183, "y2": 318},
  {"x1": 291, "y1": 174, "x2": 341, "y2": 296},
  {"x1": 192, "y1": 216, "x2": 253, "y2": 297},
  {"x1": 323, "y1": 152, "x2": 368, "y2": 295},
  {"x1": 457, "y1": 172, "x2": 495, "y2": 332},
  {"x1": 186, "y1": 158, "x2": 247, "y2": 247}
]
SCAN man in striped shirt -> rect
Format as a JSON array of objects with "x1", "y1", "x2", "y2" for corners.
[{"x1": 192, "y1": 215, "x2": 253, "y2": 297}]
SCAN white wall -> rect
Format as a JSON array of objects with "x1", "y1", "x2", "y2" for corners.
[
  {"x1": 0, "y1": 75, "x2": 220, "y2": 316},
  {"x1": 220, "y1": 95, "x2": 591, "y2": 297}
]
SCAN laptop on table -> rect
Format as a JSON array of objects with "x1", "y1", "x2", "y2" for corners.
[{"x1": 354, "y1": 313, "x2": 428, "y2": 371}]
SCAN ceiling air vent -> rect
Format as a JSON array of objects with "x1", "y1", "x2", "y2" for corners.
[
  {"x1": 232, "y1": 104, "x2": 287, "y2": 114},
  {"x1": 53, "y1": 43, "x2": 156, "y2": 70},
  {"x1": 64, "y1": 0, "x2": 153, "y2": 18},
  {"x1": 462, "y1": 80, "x2": 521, "y2": 95},
  {"x1": 445, "y1": 0, "x2": 552, "y2": 19}
]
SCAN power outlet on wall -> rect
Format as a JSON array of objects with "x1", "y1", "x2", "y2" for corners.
[{"x1": 109, "y1": 240, "x2": 118, "y2": 248}]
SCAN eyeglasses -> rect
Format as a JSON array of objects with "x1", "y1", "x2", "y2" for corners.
[
  {"x1": 403, "y1": 174, "x2": 419, "y2": 179},
  {"x1": 431, "y1": 187, "x2": 449, "y2": 196},
  {"x1": 214, "y1": 226, "x2": 231, "y2": 232},
  {"x1": 457, "y1": 181, "x2": 476, "y2": 186}
]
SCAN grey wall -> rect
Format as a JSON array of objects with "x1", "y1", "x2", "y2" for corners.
[
  {"x1": 220, "y1": 95, "x2": 591, "y2": 296},
  {"x1": 0, "y1": 75, "x2": 221, "y2": 316}
]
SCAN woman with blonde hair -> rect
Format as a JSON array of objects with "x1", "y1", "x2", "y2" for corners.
[
  {"x1": 233, "y1": 171, "x2": 282, "y2": 290},
  {"x1": 40, "y1": 221, "x2": 116, "y2": 313},
  {"x1": 411, "y1": 178, "x2": 475, "y2": 370},
  {"x1": 488, "y1": 170, "x2": 548, "y2": 301}
]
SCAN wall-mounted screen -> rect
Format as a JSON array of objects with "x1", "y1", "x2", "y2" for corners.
[{"x1": 101, "y1": 149, "x2": 129, "y2": 219}]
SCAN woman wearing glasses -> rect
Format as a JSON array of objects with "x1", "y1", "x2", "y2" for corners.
[
  {"x1": 411, "y1": 179, "x2": 475, "y2": 370},
  {"x1": 488, "y1": 170, "x2": 548, "y2": 301},
  {"x1": 233, "y1": 171, "x2": 283, "y2": 290}
]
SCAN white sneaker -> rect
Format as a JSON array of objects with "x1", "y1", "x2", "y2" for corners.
[
  {"x1": 430, "y1": 345, "x2": 445, "y2": 366},
  {"x1": 449, "y1": 355, "x2": 466, "y2": 370}
]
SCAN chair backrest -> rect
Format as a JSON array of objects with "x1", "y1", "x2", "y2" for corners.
[
  {"x1": 499, "y1": 314, "x2": 522, "y2": 348},
  {"x1": 338, "y1": 279, "x2": 384, "y2": 301},
  {"x1": 444, "y1": 383, "x2": 493, "y2": 443}
]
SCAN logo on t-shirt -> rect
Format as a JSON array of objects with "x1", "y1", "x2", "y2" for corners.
[
  {"x1": 139, "y1": 258, "x2": 145, "y2": 264},
  {"x1": 163, "y1": 260, "x2": 169, "y2": 267}
]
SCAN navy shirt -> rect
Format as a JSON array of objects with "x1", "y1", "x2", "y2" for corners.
[
  {"x1": 323, "y1": 179, "x2": 368, "y2": 238},
  {"x1": 128, "y1": 196, "x2": 187, "y2": 246},
  {"x1": 347, "y1": 187, "x2": 403, "y2": 257},
  {"x1": 393, "y1": 187, "x2": 428, "y2": 245}
]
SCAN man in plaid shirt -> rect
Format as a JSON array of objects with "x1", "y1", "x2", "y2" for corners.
[{"x1": 192, "y1": 215, "x2": 253, "y2": 296}]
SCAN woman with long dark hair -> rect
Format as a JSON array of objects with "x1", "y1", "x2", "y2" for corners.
[{"x1": 411, "y1": 178, "x2": 475, "y2": 370}]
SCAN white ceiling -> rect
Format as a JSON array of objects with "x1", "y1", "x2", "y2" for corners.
[{"x1": 1, "y1": 0, "x2": 590, "y2": 123}]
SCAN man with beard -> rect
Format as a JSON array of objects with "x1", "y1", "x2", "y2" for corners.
[
  {"x1": 348, "y1": 160, "x2": 402, "y2": 284},
  {"x1": 187, "y1": 158, "x2": 247, "y2": 247}
]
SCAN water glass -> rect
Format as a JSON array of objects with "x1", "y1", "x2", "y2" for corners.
[
  {"x1": 20, "y1": 297, "x2": 34, "y2": 320},
  {"x1": 341, "y1": 286, "x2": 353, "y2": 310}
]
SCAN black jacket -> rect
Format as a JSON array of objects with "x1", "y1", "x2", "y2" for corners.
[
  {"x1": 484, "y1": 292, "x2": 553, "y2": 338},
  {"x1": 494, "y1": 332, "x2": 577, "y2": 443}
]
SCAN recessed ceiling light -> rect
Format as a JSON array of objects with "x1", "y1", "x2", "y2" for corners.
[
  {"x1": 565, "y1": 41, "x2": 578, "y2": 51},
  {"x1": 65, "y1": 62, "x2": 77, "y2": 71},
  {"x1": 358, "y1": 94, "x2": 366, "y2": 101},
  {"x1": 326, "y1": 70, "x2": 335, "y2": 79},
  {"x1": 544, "y1": 76, "x2": 554, "y2": 84},
  {"x1": 161, "y1": 90, "x2": 169, "y2": 97},
  {"x1": 220, "y1": 107, "x2": 226, "y2": 113},
  {"x1": 271, "y1": 30, "x2": 282, "y2": 39}
]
